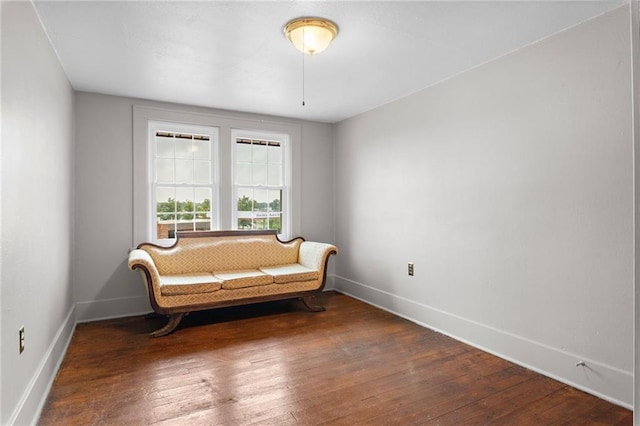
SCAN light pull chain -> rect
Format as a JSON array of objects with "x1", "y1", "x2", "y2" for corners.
[{"x1": 302, "y1": 27, "x2": 306, "y2": 106}]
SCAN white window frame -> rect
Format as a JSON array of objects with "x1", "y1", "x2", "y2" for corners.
[
  {"x1": 133, "y1": 105, "x2": 301, "y2": 248},
  {"x1": 148, "y1": 121, "x2": 220, "y2": 243},
  {"x1": 231, "y1": 129, "x2": 292, "y2": 239}
]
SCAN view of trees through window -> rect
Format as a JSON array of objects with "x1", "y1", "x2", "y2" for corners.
[
  {"x1": 156, "y1": 196, "x2": 211, "y2": 239},
  {"x1": 236, "y1": 193, "x2": 282, "y2": 233},
  {"x1": 156, "y1": 192, "x2": 282, "y2": 237},
  {"x1": 157, "y1": 198, "x2": 211, "y2": 221}
]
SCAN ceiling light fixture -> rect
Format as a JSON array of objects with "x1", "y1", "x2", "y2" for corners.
[
  {"x1": 284, "y1": 17, "x2": 339, "y2": 55},
  {"x1": 284, "y1": 17, "x2": 338, "y2": 107}
]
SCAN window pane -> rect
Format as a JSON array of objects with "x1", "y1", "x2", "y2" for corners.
[
  {"x1": 236, "y1": 163, "x2": 252, "y2": 185},
  {"x1": 247, "y1": 188, "x2": 280, "y2": 232},
  {"x1": 252, "y1": 143, "x2": 268, "y2": 164},
  {"x1": 237, "y1": 188, "x2": 253, "y2": 229},
  {"x1": 156, "y1": 214, "x2": 176, "y2": 240},
  {"x1": 237, "y1": 217, "x2": 252, "y2": 230},
  {"x1": 156, "y1": 159, "x2": 174, "y2": 183},
  {"x1": 194, "y1": 161, "x2": 210, "y2": 184},
  {"x1": 253, "y1": 189, "x2": 268, "y2": 212},
  {"x1": 193, "y1": 140, "x2": 209, "y2": 160},
  {"x1": 195, "y1": 221, "x2": 211, "y2": 231},
  {"x1": 268, "y1": 163, "x2": 282, "y2": 186},
  {"x1": 156, "y1": 183, "x2": 177, "y2": 239},
  {"x1": 156, "y1": 137, "x2": 174, "y2": 158},
  {"x1": 237, "y1": 142, "x2": 252, "y2": 162},
  {"x1": 177, "y1": 221, "x2": 195, "y2": 233},
  {"x1": 156, "y1": 199, "x2": 175, "y2": 219},
  {"x1": 237, "y1": 188, "x2": 253, "y2": 211},
  {"x1": 176, "y1": 187, "x2": 194, "y2": 220},
  {"x1": 268, "y1": 213, "x2": 282, "y2": 233},
  {"x1": 252, "y1": 163, "x2": 267, "y2": 185},
  {"x1": 195, "y1": 188, "x2": 211, "y2": 221},
  {"x1": 267, "y1": 189, "x2": 282, "y2": 232},
  {"x1": 175, "y1": 138, "x2": 193, "y2": 159},
  {"x1": 175, "y1": 159, "x2": 194, "y2": 184},
  {"x1": 268, "y1": 143, "x2": 281, "y2": 164},
  {"x1": 156, "y1": 187, "x2": 175, "y2": 212},
  {"x1": 267, "y1": 189, "x2": 281, "y2": 213}
]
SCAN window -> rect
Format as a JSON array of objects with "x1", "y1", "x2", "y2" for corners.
[
  {"x1": 232, "y1": 130, "x2": 290, "y2": 237},
  {"x1": 149, "y1": 122, "x2": 219, "y2": 241},
  {"x1": 133, "y1": 106, "x2": 301, "y2": 245}
]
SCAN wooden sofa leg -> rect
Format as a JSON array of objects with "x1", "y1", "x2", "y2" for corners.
[
  {"x1": 150, "y1": 313, "x2": 185, "y2": 337},
  {"x1": 301, "y1": 296, "x2": 326, "y2": 312}
]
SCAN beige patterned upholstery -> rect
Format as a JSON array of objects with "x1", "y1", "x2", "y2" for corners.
[
  {"x1": 128, "y1": 231, "x2": 337, "y2": 315},
  {"x1": 159, "y1": 273, "x2": 222, "y2": 296},
  {"x1": 155, "y1": 281, "x2": 322, "y2": 309},
  {"x1": 140, "y1": 235, "x2": 301, "y2": 275},
  {"x1": 299, "y1": 241, "x2": 333, "y2": 271},
  {"x1": 259, "y1": 264, "x2": 318, "y2": 284},
  {"x1": 214, "y1": 270, "x2": 273, "y2": 290}
]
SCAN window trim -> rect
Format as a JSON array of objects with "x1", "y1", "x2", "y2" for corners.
[{"x1": 133, "y1": 105, "x2": 301, "y2": 246}]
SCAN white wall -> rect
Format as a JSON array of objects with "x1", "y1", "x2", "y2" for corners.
[
  {"x1": 73, "y1": 93, "x2": 335, "y2": 321},
  {"x1": 334, "y1": 6, "x2": 633, "y2": 407},
  {"x1": 1, "y1": 1, "x2": 76, "y2": 424}
]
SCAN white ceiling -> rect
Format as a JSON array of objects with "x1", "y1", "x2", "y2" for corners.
[{"x1": 33, "y1": 1, "x2": 627, "y2": 123}]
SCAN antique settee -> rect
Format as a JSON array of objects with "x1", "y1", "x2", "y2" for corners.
[{"x1": 128, "y1": 230, "x2": 337, "y2": 336}]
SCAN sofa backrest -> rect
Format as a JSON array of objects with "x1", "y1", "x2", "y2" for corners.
[{"x1": 138, "y1": 231, "x2": 302, "y2": 275}]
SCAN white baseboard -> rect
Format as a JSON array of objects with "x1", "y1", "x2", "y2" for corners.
[
  {"x1": 9, "y1": 304, "x2": 76, "y2": 425},
  {"x1": 75, "y1": 295, "x2": 151, "y2": 323},
  {"x1": 334, "y1": 275, "x2": 633, "y2": 409}
]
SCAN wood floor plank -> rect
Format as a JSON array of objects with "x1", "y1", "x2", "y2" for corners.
[{"x1": 39, "y1": 292, "x2": 631, "y2": 425}]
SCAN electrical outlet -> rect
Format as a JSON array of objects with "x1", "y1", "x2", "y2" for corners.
[
  {"x1": 408, "y1": 262, "x2": 414, "y2": 276},
  {"x1": 19, "y1": 326, "x2": 25, "y2": 354}
]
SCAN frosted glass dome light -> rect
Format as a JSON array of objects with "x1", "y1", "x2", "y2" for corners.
[{"x1": 284, "y1": 17, "x2": 338, "y2": 55}]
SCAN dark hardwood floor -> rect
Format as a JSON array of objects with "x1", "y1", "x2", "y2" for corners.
[{"x1": 39, "y1": 292, "x2": 632, "y2": 425}]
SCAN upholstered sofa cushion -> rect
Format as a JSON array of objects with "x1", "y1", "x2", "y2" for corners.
[
  {"x1": 214, "y1": 270, "x2": 274, "y2": 290},
  {"x1": 259, "y1": 264, "x2": 319, "y2": 284},
  {"x1": 160, "y1": 273, "x2": 222, "y2": 296}
]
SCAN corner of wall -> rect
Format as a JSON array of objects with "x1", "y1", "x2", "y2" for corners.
[
  {"x1": 630, "y1": 0, "x2": 640, "y2": 421},
  {"x1": 75, "y1": 296, "x2": 151, "y2": 323},
  {"x1": 0, "y1": 1, "x2": 4, "y2": 421},
  {"x1": 8, "y1": 305, "x2": 76, "y2": 425},
  {"x1": 331, "y1": 123, "x2": 338, "y2": 248}
]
